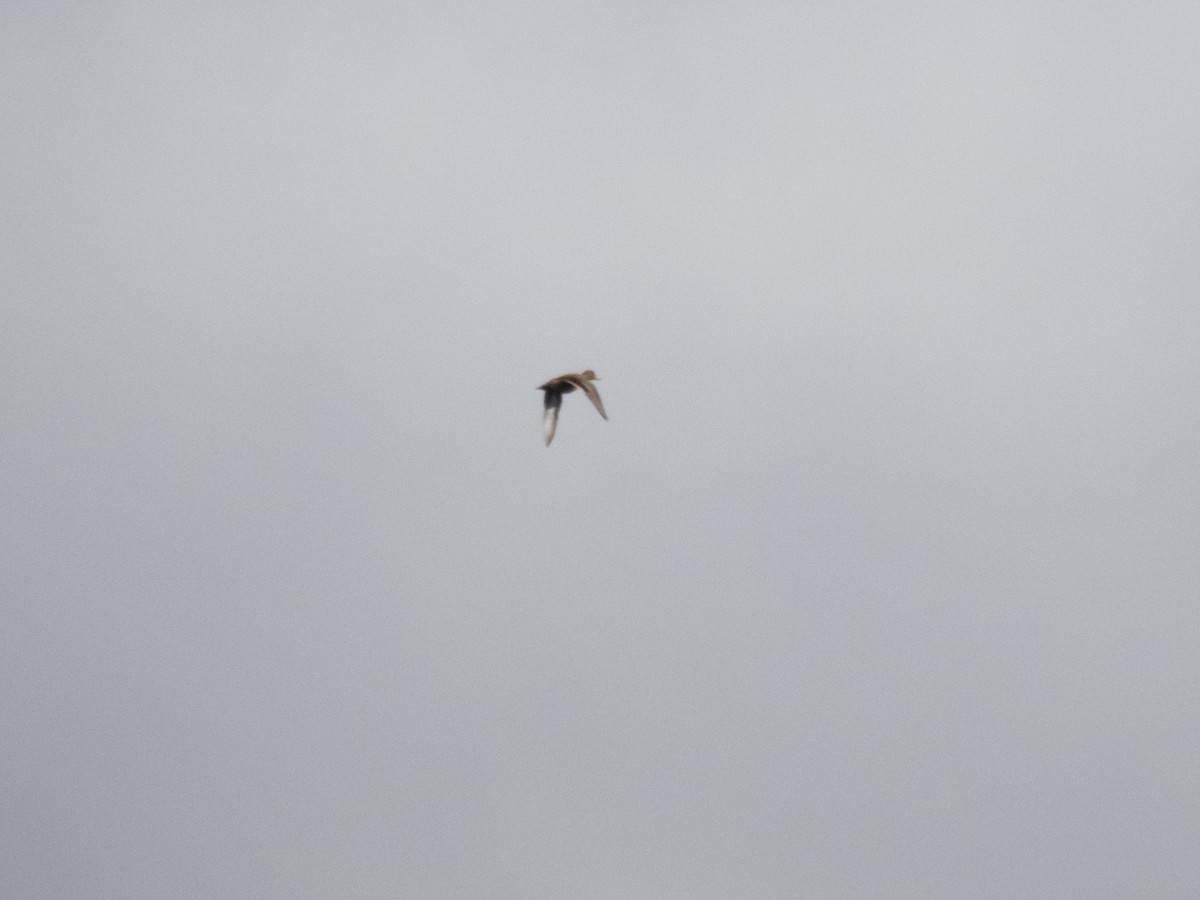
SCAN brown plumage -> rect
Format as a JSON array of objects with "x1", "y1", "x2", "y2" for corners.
[{"x1": 538, "y1": 370, "x2": 607, "y2": 445}]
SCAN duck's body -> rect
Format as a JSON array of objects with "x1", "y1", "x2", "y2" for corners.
[{"x1": 539, "y1": 370, "x2": 607, "y2": 445}]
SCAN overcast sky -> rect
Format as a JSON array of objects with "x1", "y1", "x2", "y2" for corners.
[{"x1": 4, "y1": 2, "x2": 1200, "y2": 898}]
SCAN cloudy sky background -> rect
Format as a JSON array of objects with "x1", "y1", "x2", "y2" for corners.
[{"x1": 4, "y1": 2, "x2": 1199, "y2": 897}]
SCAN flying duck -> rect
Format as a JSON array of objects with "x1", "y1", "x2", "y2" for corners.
[{"x1": 538, "y1": 370, "x2": 607, "y2": 445}]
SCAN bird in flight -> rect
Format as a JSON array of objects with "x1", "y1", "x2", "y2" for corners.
[{"x1": 538, "y1": 370, "x2": 607, "y2": 445}]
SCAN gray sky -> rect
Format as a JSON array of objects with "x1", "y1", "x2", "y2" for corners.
[{"x1": 4, "y1": 2, "x2": 1199, "y2": 897}]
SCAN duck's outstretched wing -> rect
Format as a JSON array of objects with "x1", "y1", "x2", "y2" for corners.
[
  {"x1": 571, "y1": 377, "x2": 607, "y2": 420},
  {"x1": 542, "y1": 389, "x2": 562, "y2": 445}
]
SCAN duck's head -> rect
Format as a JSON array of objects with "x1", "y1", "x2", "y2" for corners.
[{"x1": 580, "y1": 369, "x2": 598, "y2": 380}]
